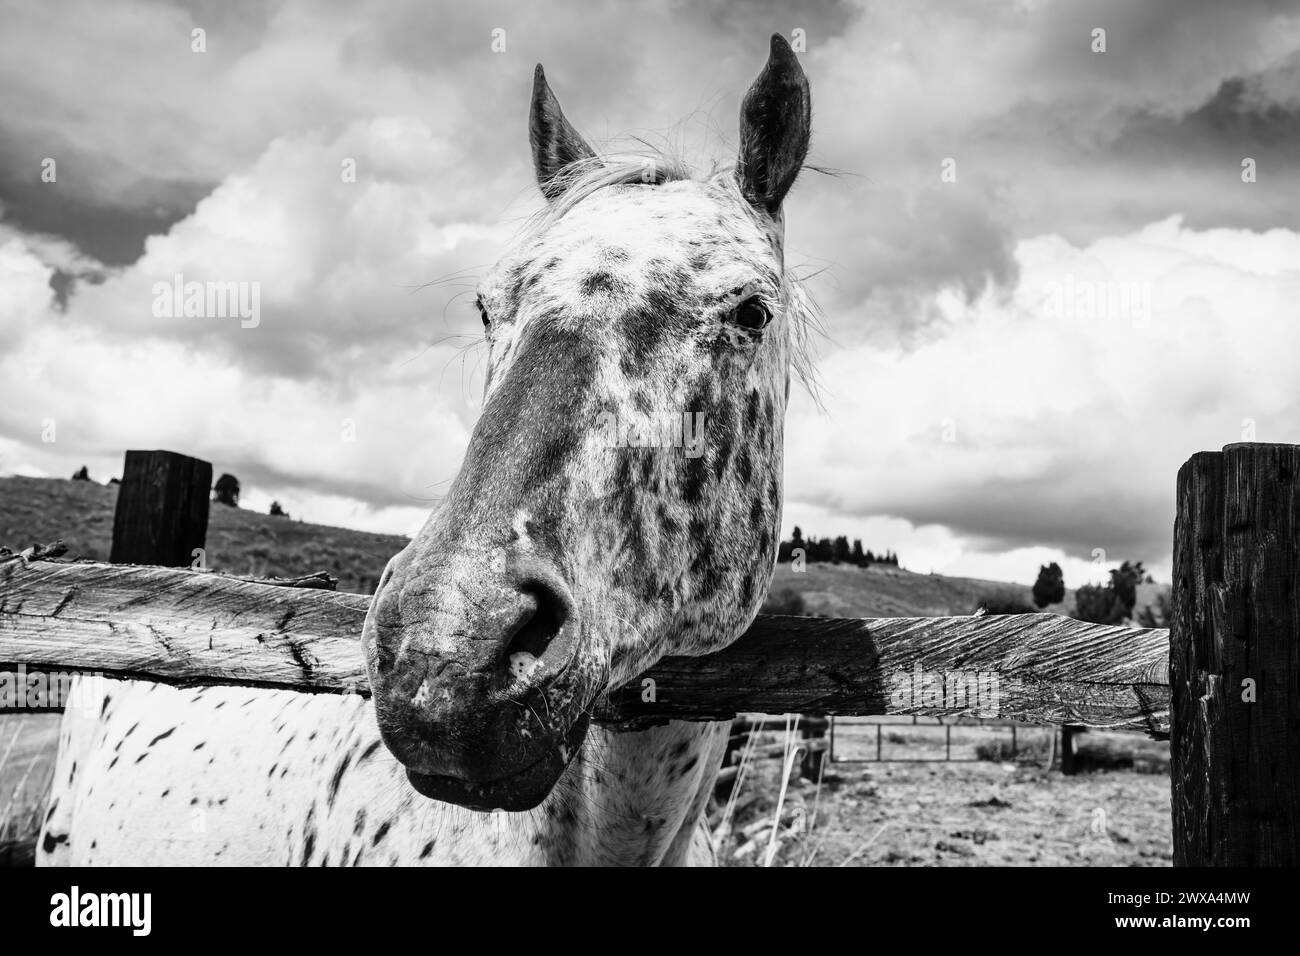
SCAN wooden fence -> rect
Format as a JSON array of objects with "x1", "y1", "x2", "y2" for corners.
[{"x1": 1, "y1": 441, "x2": 1298, "y2": 866}]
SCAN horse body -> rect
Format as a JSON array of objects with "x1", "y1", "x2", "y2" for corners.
[
  {"x1": 40, "y1": 35, "x2": 812, "y2": 866},
  {"x1": 41, "y1": 679, "x2": 726, "y2": 865}
]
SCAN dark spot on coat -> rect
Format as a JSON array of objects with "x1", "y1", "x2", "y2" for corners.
[
  {"x1": 328, "y1": 753, "x2": 352, "y2": 808},
  {"x1": 746, "y1": 388, "x2": 761, "y2": 428},
  {"x1": 682, "y1": 455, "x2": 708, "y2": 504},
  {"x1": 146, "y1": 727, "x2": 176, "y2": 748},
  {"x1": 738, "y1": 448, "x2": 753, "y2": 486},
  {"x1": 372, "y1": 821, "x2": 392, "y2": 846},
  {"x1": 581, "y1": 271, "x2": 621, "y2": 296}
]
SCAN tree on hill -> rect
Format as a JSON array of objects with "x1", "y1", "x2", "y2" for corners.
[
  {"x1": 71, "y1": 466, "x2": 90, "y2": 481},
  {"x1": 269, "y1": 501, "x2": 289, "y2": 518},
  {"x1": 1074, "y1": 582, "x2": 1128, "y2": 625},
  {"x1": 1109, "y1": 560, "x2": 1152, "y2": 616},
  {"x1": 213, "y1": 473, "x2": 241, "y2": 507},
  {"x1": 1032, "y1": 562, "x2": 1065, "y2": 608},
  {"x1": 1074, "y1": 559, "x2": 1154, "y2": 625},
  {"x1": 772, "y1": 529, "x2": 900, "y2": 568}
]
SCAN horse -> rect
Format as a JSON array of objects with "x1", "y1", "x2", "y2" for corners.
[{"x1": 39, "y1": 33, "x2": 813, "y2": 866}]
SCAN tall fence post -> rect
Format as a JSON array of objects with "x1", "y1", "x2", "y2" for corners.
[
  {"x1": 109, "y1": 450, "x2": 212, "y2": 567},
  {"x1": 1171, "y1": 442, "x2": 1300, "y2": 866}
]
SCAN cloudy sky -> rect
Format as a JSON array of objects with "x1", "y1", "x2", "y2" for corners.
[{"x1": 3, "y1": 0, "x2": 1298, "y2": 587}]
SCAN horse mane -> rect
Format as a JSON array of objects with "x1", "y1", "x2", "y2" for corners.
[{"x1": 524, "y1": 149, "x2": 824, "y2": 402}]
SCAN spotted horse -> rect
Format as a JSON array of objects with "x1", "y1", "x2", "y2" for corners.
[{"x1": 40, "y1": 34, "x2": 814, "y2": 866}]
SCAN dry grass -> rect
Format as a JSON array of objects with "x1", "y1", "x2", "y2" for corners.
[
  {"x1": 713, "y1": 720, "x2": 1171, "y2": 867},
  {"x1": 0, "y1": 715, "x2": 60, "y2": 866}
]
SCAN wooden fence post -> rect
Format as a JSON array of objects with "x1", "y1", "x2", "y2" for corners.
[
  {"x1": 109, "y1": 450, "x2": 212, "y2": 567},
  {"x1": 1059, "y1": 724, "x2": 1084, "y2": 775},
  {"x1": 1171, "y1": 442, "x2": 1300, "y2": 866},
  {"x1": 800, "y1": 716, "x2": 828, "y2": 781}
]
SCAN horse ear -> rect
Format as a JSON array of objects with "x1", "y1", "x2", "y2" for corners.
[
  {"x1": 736, "y1": 34, "x2": 811, "y2": 215},
  {"x1": 530, "y1": 65, "x2": 597, "y2": 200}
]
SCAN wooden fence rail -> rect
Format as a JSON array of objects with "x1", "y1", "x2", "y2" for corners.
[{"x1": 0, "y1": 559, "x2": 1169, "y2": 733}]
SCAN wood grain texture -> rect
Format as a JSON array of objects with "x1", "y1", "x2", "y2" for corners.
[
  {"x1": 109, "y1": 450, "x2": 212, "y2": 567},
  {"x1": 1172, "y1": 443, "x2": 1300, "y2": 866},
  {"x1": 0, "y1": 561, "x2": 370, "y2": 694},
  {"x1": 0, "y1": 559, "x2": 1170, "y2": 731}
]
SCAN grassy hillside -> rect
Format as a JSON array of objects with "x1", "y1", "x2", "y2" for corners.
[
  {"x1": 0, "y1": 475, "x2": 408, "y2": 594},
  {"x1": 763, "y1": 561, "x2": 1068, "y2": 618},
  {"x1": 765, "y1": 557, "x2": 1167, "y2": 620}
]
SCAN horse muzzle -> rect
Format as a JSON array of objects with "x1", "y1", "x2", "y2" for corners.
[{"x1": 363, "y1": 549, "x2": 599, "y2": 812}]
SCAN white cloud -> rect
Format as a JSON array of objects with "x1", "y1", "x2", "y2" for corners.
[{"x1": 784, "y1": 215, "x2": 1300, "y2": 582}]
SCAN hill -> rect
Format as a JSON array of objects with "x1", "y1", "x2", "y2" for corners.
[
  {"x1": 0, "y1": 475, "x2": 407, "y2": 594},
  {"x1": 764, "y1": 558, "x2": 1167, "y2": 621}
]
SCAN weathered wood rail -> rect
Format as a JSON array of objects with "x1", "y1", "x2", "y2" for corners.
[{"x1": 0, "y1": 559, "x2": 1169, "y2": 733}]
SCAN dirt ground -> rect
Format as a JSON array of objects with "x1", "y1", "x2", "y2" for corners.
[{"x1": 716, "y1": 723, "x2": 1172, "y2": 867}]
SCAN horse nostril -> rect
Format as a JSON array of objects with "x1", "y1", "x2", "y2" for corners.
[{"x1": 503, "y1": 582, "x2": 568, "y2": 680}]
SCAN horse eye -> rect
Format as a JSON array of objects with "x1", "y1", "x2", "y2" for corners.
[
  {"x1": 734, "y1": 297, "x2": 771, "y2": 331},
  {"x1": 478, "y1": 301, "x2": 490, "y2": 328}
]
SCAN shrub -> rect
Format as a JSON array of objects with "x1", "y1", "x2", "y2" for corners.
[{"x1": 761, "y1": 587, "x2": 807, "y2": 616}]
